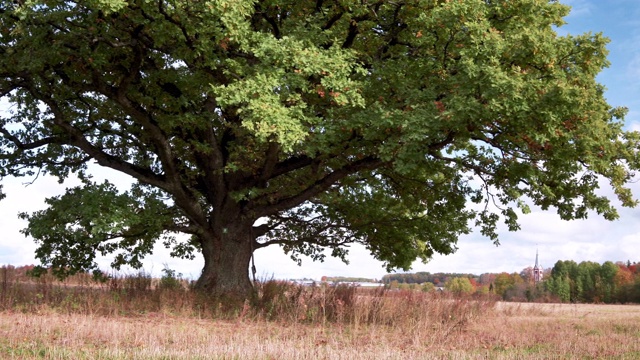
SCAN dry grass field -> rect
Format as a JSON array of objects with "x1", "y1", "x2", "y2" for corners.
[
  {"x1": 1, "y1": 299, "x2": 640, "y2": 359},
  {"x1": 1, "y1": 268, "x2": 639, "y2": 359}
]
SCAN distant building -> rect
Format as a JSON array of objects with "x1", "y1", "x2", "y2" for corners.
[{"x1": 532, "y1": 249, "x2": 543, "y2": 283}]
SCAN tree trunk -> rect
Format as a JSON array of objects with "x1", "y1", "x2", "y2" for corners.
[{"x1": 194, "y1": 222, "x2": 255, "y2": 301}]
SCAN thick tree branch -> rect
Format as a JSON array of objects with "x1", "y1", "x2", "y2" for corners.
[
  {"x1": 257, "y1": 233, "x2": 354, "y2": 249},
  {"x1": 0, "y1": 127, "x2": 62, "y2": 151},
  {"x1": 342, "y1": 18, "x2": 360, "y2": 49},
  {"x1": 270, "y1": 155, "x2": 315, "y2": 178},
  {"x1": 158, "y1": 0, "x2": 194, "y2": 47},
  {"x1": 322, "y1": 11, "x2": 344, "y2": 31},
  {"x1": 260, "y1": 141, "x2": 280, "y2": 183},
  {"x1": 192, "y1": 125, "x2": 227, "y2": 210},
  {"x1": 90, "y1": 67, "x2": 210, "y2": 228},
  {"x1": 166, "y1": 224, "x2": 202, "y2": 235},
  {"x1": 252, "y1": 223, "x2": 273, "y2": 238},
  {"x1": 255, "y1": 3, "x2": 281, "y2": 39},
  {"x1": 41, "y1": 98, "x2": 170, "y2": 190},
  {"x1": 252, "y1": 156, "x2": 386, "y2": 218}
]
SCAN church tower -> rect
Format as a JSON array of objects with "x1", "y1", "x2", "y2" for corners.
[{"x1": 533, "y1": 249, "x2": 543, "y2": 283}]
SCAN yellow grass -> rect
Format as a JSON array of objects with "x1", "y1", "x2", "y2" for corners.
[{"x1": 1, "y1": 302, "x2": 640, "y2": 359}]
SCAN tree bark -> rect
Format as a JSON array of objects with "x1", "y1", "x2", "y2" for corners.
[{"x1": 194, "y1": 222, "x2": 255, "y2": 301}]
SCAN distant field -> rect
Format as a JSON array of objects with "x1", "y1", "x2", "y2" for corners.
[{"x1": 1, "y1": 301, "x2": 639, "y2": 359}]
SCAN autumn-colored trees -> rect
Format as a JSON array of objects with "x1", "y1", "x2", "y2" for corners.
[
  {"x1": 546, "y1": 260, "x2": 640, "y2": 303},
  {"x1": 383, "y1": 260, "x2": 640, "y2": 304}
]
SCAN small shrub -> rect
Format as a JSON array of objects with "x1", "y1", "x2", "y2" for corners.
[{"x1": 158, "y1": 265, "x2": 184, "y2": 291}]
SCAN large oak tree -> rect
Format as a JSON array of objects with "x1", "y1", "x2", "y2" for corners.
[{"x1": 1, "y1": 0, "x2": 639, "y2": 298}]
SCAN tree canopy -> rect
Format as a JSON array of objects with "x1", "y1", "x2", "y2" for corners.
[
  {"x1": 445, "y1": 277, "x2": 474, "y2": 294},
  {"x1": 1, "y1": 0, "x2": 639, "y2": 298}
]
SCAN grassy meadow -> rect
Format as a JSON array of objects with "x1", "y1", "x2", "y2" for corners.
[{"x1": 1, "y1": 266, "x2": 639, "y2": 359}]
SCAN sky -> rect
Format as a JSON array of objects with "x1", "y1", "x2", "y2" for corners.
[{"x1": 2, "y1": 0, "x2": 640, "y2": 281}]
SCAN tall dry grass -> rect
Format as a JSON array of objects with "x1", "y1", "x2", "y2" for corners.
[
  {"x1": 2, "y1": 266, "x2": 640, "y2": 359},
  {"x1": 253, "y1": 280, "x2": 495, "y2": 332},
  {"x1": 0, "y1": 265, "x2": 501, "y2": 359},
  {"x1": 0, "y1": 265, "x2": 495, "y2": 330}
]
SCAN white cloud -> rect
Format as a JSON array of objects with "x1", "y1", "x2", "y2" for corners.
[
  {"x1": 615, "y1": 233, "x2": 640, "y2": 261},
  {"x1": 563, "y1": 0, "x2": 593, "y2": 19},
  {"x1": 561, "y1": 0, "x2": 595, "y2": 22},
  {"x1": 626, "y1": 53, "x2": 640, "y2": 81},
  {"x1": 626, "y1": 113, "x2": 640, "y2": 132}
]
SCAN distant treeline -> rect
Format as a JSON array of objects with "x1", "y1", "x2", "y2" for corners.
[
  {"x1": 323, "y1": 276, "x2": 378, "y2": 283},
  {"x1": 380, "y1": 260, "x2": 640, "y2": 304},
  {"x1": 382, "y1": 272, "x2": 481, "y2": 286},
  {"x1": 546, "y1": 260, "x2": 640, "y2": 303}
]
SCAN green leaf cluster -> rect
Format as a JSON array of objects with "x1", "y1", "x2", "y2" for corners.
[
  {"x1": 19, "y1": 181, "x2": 179, "y2": 278},
  {"x1": 1, "y1": 0, "x2": 639, "y2": 284}
]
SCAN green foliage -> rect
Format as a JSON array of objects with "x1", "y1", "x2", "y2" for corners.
[
  {"x1": 1, "y1": 0, "x2": 639, "y2": 294},
  {"x1": 493, "y1": 273, "x2": 515, "y2": 298},
  {"x1": 383, "y1": 272, "x2": 477, "y2": 285},
  {"x1": 18, "y1": 181, "x2": 178, "y2": 278},
  {"x1": 421, "y1": 282, "x2": 436, "y2": 293},
  {"x1": 547, "y1": 260, "x2": 627, "y2": 303},
  {"x1": 445, "y1": 277, "x2": 474, "y2": 294},
  {"x1": 158, "y1": 265, "x2": 184, "y2": 291},
  {"x1": 323, "y1": 277, "x2": 378, "y2": 283}
]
